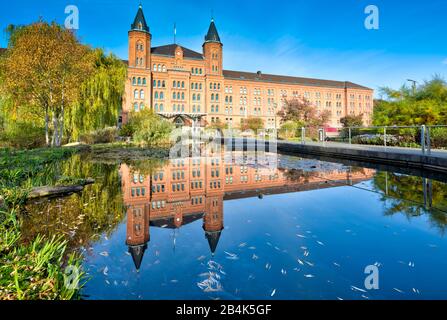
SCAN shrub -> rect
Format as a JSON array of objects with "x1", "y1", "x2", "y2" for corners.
[
  {"x1": 430, "y1": 127, "x2": 447, "y2": 149},
  {"x1": 0, "y1": 122, "x2": 46, "y2": 149},
  {"x1": 128, "y1": 109, "x2": 173, "y2": 146},
  {"x1": 79, "y1": 127, "x2": 118, "y2": 145},
  {"x1": 119, "y1": 122, "x2": 135, "y2": 137},
  {"x1": 279, "y1": 121, "x2": 298, "y2": 139}
]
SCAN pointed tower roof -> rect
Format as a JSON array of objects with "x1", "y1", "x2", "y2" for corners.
[
  {"x1": 131, "y1": 4, "x2": 150, "y2": 32},
  {"x1": 204, "y1": 19, "x2": 221, "y2": 43},
  {"x1": 128, "y1": 244, "x2": 147, "y2": 270},
  {"x1": 205, "y1": 230, "x2": 222, "y2": 254}
]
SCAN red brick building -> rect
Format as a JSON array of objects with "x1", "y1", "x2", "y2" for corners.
[{"x1": 122, "y1": 4, "x2": 374, "y2": 130}]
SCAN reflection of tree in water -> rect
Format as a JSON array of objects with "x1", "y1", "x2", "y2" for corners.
[
  {"x1": 126, "y1": 158, "x2": 168, "y2": 176},
  {"x1": 21, "y1": 154, "x2": 126, "y2": 250},
  {"x1": 373, "y1": 172, "x2": 447, "y2": 234},
  {"x1": 280, "y1": 168, "x2": 320, "y2": 183}
]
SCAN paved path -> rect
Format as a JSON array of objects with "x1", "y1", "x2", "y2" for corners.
[{"x1": 290, "y1": 140, "x2": 447, "y2": 159}]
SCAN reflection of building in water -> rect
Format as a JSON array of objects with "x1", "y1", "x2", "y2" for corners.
[{"x1": 120, "y1": 152, "x2": 374, "y2": 269}]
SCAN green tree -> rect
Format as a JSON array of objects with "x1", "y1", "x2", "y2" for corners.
[
  {"x1": 240, "y1": 117, "x2": 264, "y2": 132},
  {"x1": 340, "y1": 114, "x2": 364, "y2": 128},
  {"x1": 373, "y1": 75, "x2": 447, "y2": 126},
  {"x1": 65, "y1": 50, "x2": 126, "y2": 141},
  {"x1": 128, "y1": 109, "x2": 173, "y2": 146},
  {"x1": 0, "y1": 21, "x2": 95, "y2": 147}
]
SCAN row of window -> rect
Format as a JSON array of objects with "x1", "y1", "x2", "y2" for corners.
[
  {"x1": 191, "y1": 67, "x2": 203, "y2": 75},
  {"x1": 153, "y1": 64, "x2": 167, "y2": 72},
  {"x1": 132, "y1": 77, "x2": 147, "y2": 86}
]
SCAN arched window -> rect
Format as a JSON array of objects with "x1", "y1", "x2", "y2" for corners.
[
  {"x1": 142, "y1": 78, "x2": 146, "y2": 85},
  {"x1": 140, "y1": 90, "x2": 145, "y2": 99},
  {"x1": 181, "y1": 92, "x2": 185, "y2": 100},
  {"x1": 195, "y1": 68, "x2": 198, "y2": 74},
  {"x1": 172, "y1": 92, "x2": 176, "y2": 99},
  {"x1": 213, "y1": 83, "x2": 217, "y2": 90},
  {"x1": 192, "y1": 94, "x2": 196, "y2": 101},
  {"x1": 181, "y1": 81, "x2": 185, "y2": 88},
  {"x1": 160, "y1": 104, "x2": 164, "y2": 112},
  {"x1": 177, "y1": 81, "x2": 180, "y2": 88},
  {"x1": 137, "y1": 77, "x2": 141, "y2": 85},
  {"x1": 210, "y1": 83, "x2": 213, "y2": 90},
  {"x1": 216, "y1": 105, "x2": 219, "y2": 112},
  {"x1": 140, "y1": 103, "x2": 144, "y2": 110},
  {"x1": 134, "y1": 90, "x2": 138, "y2": 99},
  {"x1": 134, "y1": 102, "x2": 139, "y2": 111},
  {"x1": 197, "y1": 94, "x2": 201, "y2": 101},
  {"x1": 193, "y1": 105, "x2": 196, "y2": 112},
  {"x1": 162, "y1": 65, "x2": 166, "y2": 72},
  {"x1": 157, "y1": 80, "x2": 161, "y2": 87},
  {"x1": 216, "y1": 94, "x2": 219, "y2": 101},
  {"x1": 173, "y1": 81, "x2": 176, "y2": 88},
  {"x1": 162, "y1": 80, "x2": 165, "y2": 88},
  {"x1": 177, "y1": 92, "x2": 180, "y2": 100},
  {"x1": 199, "y1": 69, "x2": 202, "y2": 74},
  {"x1": 160, "y1": 92, "x2": 164, "y2": 99},
  {"x1": 182, "y1": 105, "x2": 185, "y2": 112},
  {"x1": 195, "y1": 83, "x2": 198, "y2": 90},
  {"x1": 157, "y1": 64, "x2": 161, "y2": 72},
  {"x1": 155, "y1": 103, "x2": 159, "y2": 111},
  {"x1": 211, "y1": 105, "x2": 215, "y2": 112},
  {"x1": 155, "y1": 92, "x2": 159, "y2": 99},
  {"x1": 218, "y1": 84, "x2": 221, "y2": 90},
  {"x1": 211, "y1": 93, "x2": 214, "y2": 101},
  {"x1": 199, "y1": 83, "x2": 202, "y2": 90},
  {"x1": 153, "y1": 79, "x2": 156, "y2": 87},
  {"x1": 132, "y1": 77, "x2": 136, "y2": 85},
  {"x1": 153, "y1": 64, "x2": 157, "y2": 71}
]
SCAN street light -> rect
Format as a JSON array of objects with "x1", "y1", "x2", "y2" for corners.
[{"x1": 407, "y1": 79, "x2": 417, "y2": 96}]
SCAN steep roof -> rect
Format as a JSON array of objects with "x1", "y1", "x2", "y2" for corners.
[
  {"x1": 131, "y1": 4, "x2": 150, "y2": 33},
  {"x1": 151, "y1": 44, "x2": 203, "y2": 60},
  {"x1": 128, "y1": 244, "x2": 147, "y2": 270},
  {"x1": 205, "y1": 230, "x2": 222, "y2": 254},
  {"x1": 223, "y1": 70, "x2": 372, "y2": 90},
  {"x1": 204, "y1": 19, "x2": 221, "y2": 43}
]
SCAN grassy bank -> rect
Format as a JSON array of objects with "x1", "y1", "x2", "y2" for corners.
[
  {"x1": 0, "y1": 146, "x2": 85, "y2": 300},
  {"x1": 0, "y1": 143, "x2": 171, "y2": 299}
]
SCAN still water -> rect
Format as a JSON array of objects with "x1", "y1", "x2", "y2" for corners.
[{"x1": 23, "y1": 151, "x2": 447, "y2": 300}]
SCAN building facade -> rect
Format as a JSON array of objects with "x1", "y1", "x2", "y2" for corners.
[{"x1": 122, "y1": 5, "x2": 374, "y2": 129}]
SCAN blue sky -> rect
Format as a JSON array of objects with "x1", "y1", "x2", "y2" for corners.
[{"x1": 0, "y1": 0, "x2": 446, "y2": 96}]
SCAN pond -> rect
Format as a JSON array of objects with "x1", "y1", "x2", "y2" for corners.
[{"x1": 22, "y1": 150, "x2": 447, "y2": 300}]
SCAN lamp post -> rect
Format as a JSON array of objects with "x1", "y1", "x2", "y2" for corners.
[
  {"x1": 273, "y1": 102, "x2": 278, "y2": 140},
  {"x1": 407, "y1": 79, "x2": 417, "y2": 96}
]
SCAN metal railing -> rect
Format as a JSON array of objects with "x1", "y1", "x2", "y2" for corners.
[{"x1": 287, "y1": 125, "x2": 447, "y2": 154}]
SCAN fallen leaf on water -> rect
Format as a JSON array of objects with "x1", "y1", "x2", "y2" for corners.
[
  {"x1": 304, "y1": 274, "x2": 315, "y2": 278},
  {"x1": 350, "y1": 286, "x2": 366, "y2": 293},
  {"x1": 99, "y1": 251, "x2": 109, "y2": 257}
]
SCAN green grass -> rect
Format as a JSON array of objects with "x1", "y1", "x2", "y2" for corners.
[{"x1": 0, "y1": 146, "x2": 85, "y2": 300}]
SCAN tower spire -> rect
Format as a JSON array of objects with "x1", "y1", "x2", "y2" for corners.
[
  {"x1": 204, "y1": 18, "x2": 221, "y2": 43},
  {"x1": 131, "y1": 3, "x2": 150, "y2": 32}
]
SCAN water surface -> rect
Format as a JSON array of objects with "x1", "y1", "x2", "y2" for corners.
[{"x1": 23, "y1": 151, "x2": 447, "y2": 300}]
